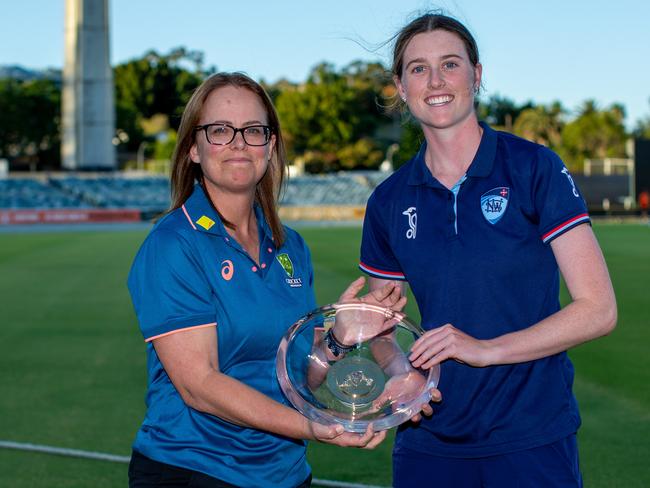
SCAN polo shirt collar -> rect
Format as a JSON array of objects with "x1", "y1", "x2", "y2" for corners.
[
  {"x1": 182, "y1": 184, "x2": 272, "y2": 242},
  {"x1": 407, "y1": 143, "x2": 434, "y2": 187},
  {"x1": 468, "y1": 122, "x2": 497, "y2": 178},
  {"x1": 254, "y1": 204, "x2": 273, "y2": 243},
  {"x1": 407, "y1": 121, "x2": 497, "y2": 186}
]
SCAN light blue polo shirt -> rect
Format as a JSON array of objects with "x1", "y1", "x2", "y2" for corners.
[
  {"x1": 128, "y1": 184, "x2": 316, "y2": 487},
  {"x1": 360, "y1": 123, "x2": 589, "y2": 458}
]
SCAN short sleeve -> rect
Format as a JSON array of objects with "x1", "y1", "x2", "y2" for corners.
[
  {"x1": 359, "y1": 192, "x2": 406, "y2": 280},
  {"x1": 532, "y1": 148, "x2": 590, "y2": 244},
  {"x1": 128, "y1": 229, "x2": 216, "y2": 341}
]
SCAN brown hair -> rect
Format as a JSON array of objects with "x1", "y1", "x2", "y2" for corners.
[{"x1": 170, "y1": 72, "x2": 286, "y2": 247}]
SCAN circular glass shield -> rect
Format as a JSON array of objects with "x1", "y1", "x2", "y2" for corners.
[{"x1": 276, "y1": 303, "x2": 440, "y2": 432}]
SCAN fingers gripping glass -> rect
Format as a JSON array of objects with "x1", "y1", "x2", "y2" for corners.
[{"x1": 195, "y1": 123, "x2": 272, "y2": 146}]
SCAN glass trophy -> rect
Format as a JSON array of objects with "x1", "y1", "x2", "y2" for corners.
[{"x1": 276, "y1": 303, "x2": 440, "y2": 432}]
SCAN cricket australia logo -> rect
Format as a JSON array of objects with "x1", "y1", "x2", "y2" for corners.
[
  {"x1": 276, "y1": 253, "x2": 303, "y2": 288},
  {"x1": 402, "y1": 207, "x2": 417, "y2": 239},
  {"x1": 481, "y1": 187, "x2": 509, "y2": 225},
  {"x1": 561, "y1": 167, "x2": 580, "y2": 198}
]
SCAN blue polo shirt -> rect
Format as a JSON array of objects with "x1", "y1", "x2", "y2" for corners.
[
  {"x1": 360, "y1": 123, "x2": 589, "y2": 458},
  {"x1": 128, "y1": 184, "x2": 316, "y2": 487}
]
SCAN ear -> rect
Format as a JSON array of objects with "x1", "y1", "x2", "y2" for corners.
[
  {"x1": 189, "y1": 142, "x2": 200, "y2": 164},
  {"x1": 268, "y1": 134, "x2": 276, "y2": 160},
  {"x1": 393, "y1": 75, "x2": 407, "y2": 101},
  {"x1": 473, "y1": 63, "x2": 483, "y2": 92}
]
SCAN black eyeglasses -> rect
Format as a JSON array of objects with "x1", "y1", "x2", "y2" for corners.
[{"x1": 194, "y1": 123, "x2": 272, "y2": 146}]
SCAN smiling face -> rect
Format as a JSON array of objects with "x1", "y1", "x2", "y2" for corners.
[
  {"x1": 395, "y1": 29, "x2": 482, "y2": 132},
  {"x1": 190, "y1": 85, "x2": 276, "y2": 198}
]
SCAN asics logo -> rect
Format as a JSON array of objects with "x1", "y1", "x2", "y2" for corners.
[{"x1": 221, "y1": 260, "x2": 234, "y2": 281}]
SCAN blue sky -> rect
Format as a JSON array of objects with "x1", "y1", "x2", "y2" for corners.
[{"x1": 1, "y1": 0, "x2": 648, "y2": 128}]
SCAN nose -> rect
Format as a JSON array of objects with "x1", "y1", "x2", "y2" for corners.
[
  {"x1": 231, "y1": 130, "x2": 246, "y2": 149},
  {"x1": 427, "y1": 68, "x2": 445, "y2": 89}
]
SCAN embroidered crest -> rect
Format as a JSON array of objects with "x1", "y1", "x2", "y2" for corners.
[
  {"x1": 480, "y1": 187, "x2": 509, "y2": 224},
  {"x1": 276, "y1": 253, "x2": 294, "y2": 277},
  {"x1": 276, "y1": 253, "x2": 302, "y2": 288},
  {"x1": 196, "y1": 215, "x2": 215, "y2": 230},
  {"x1": 402, "y1": 207, "x2": 417, "y2": 239}
]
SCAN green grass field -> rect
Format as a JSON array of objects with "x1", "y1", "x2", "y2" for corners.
[{"x1": 0, "y1": 223, "x2": 648, "y2": 487}]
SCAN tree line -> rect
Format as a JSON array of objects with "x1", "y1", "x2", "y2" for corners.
[{"x1": 1, "y1": 47, "x2": 649, "y2": 172}]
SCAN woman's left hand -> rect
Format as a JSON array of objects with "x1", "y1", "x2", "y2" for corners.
[
  {"x1": 333, "y1": 277, "x2": 406, "y2": 345},
  {"x1": 409, "y1": 323, "x2": 493, "y2": 368},
  {"x1": 309, "y1": 421, "x2": 386, "y2": 449},
  {"x1": 340, "y1": 276, "x2": 406, "y2": 309}
]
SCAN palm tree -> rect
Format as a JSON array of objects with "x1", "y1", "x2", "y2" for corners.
[{"x1": 513, "y1": 101, "x2": 564, "y2": 150}]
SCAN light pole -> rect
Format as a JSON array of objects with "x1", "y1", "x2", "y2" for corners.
[{"x1": 136, "y1": 142, "x2": 148, "y2": 171}]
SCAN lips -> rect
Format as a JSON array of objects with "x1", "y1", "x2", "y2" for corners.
[
  {"x1": 425, "y1": 95, "x2": 454, "y2": 106},
  {"x1": 224, "y1": 158, "x2": 252, "y2": 164}
]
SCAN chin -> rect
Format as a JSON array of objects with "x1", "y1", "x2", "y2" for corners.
[
  {"x1": 421, "y1": 118, "x2": 457, "y2": 130},
  {"x1": 422, "y1": 112, "x2": 476, "y2": 131}
]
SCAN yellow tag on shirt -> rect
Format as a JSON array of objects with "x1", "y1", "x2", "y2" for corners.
[{"x1": 196, "y1": 215, "x2": 215, "y2": 230}]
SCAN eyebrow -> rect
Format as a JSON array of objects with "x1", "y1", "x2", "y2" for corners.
[
  {"x1": 405, "y1": 54, "x2": 463, "y2": 68},
  {"x1": 209, "y1": 120, "x2": 266, "y2": 126}
]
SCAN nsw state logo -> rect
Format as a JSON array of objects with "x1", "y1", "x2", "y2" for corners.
[{"x1": 480, "y1": 187, "x2": 510, "y2": 225}]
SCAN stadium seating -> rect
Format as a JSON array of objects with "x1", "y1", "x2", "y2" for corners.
[
  {"x1": 1, "y1": 172, "x2": 391, "y2": 212},
  {"x1": 0, "y1": 178, "x2": 89, "y2": 209},
  {"x1": 0, "y1": 171, "x2": 638, "y2": 218},
  {"x1": 280, "y1": 172, "x2": 388, "y2": 206},
  {"x1": 49, "y1": 176, "x2": 170, "y2": 212}
]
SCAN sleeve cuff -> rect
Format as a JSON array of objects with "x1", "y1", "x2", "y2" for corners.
[
  {"x1": 143, "y1": 321, "x2": 217, "y2": 342},
  {"x1": 541, "y1": 213, "x2": 591, "y2": 244},
  {"x1": 359, "y1": 261, "x2": 406, "y2": 280}
]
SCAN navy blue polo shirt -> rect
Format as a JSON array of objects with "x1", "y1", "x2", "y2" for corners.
[
  {"x1": 360, "y1": 123, "x2": 589, "y2": 457},
  {"x1": 128, "y1": 184, "x2": 316, "y2": 486}
]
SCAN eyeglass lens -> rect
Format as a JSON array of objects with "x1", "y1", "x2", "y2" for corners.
[{"x1": 205, "y1": 124, "x2": 269, "y2": 146}]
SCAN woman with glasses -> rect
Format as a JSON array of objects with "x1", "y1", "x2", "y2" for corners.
[
  {"x1": 359, "y1": 13, "x2": 617, "y2": 487},
  {"x1": 127, "y1": 72, "x2": 397, "y2": 488}
]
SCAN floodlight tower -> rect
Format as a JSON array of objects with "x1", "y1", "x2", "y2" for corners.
[{"x1": 61, "y1": 0, "x2": 115, "y2": 170}]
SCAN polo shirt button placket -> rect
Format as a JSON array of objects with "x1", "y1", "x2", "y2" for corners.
[
  {"x1": 256, "y1": 244, "x2": 274, "y2": 278},
  {"x1": 446, "y1": 191, "x2": 456, "y2": 238}
]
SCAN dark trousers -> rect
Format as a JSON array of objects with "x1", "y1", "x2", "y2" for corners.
[
  {"x1": 128, "y1": 450, "x2": 312, "y2": 488},
  {"x1": 393, "y1": 434, "x2": 582, "y2": 488}
]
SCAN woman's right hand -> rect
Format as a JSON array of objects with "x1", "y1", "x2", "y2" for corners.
[
  {"x1": 409, "y1": 323, "x2": 493, "y2": 368},
  {"x1": 308, "y1": 421, "x2": 385, "y2": 449}
]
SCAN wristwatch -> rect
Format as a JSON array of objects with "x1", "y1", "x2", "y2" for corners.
[{"x1": 324, "y1": 328, "x2": 357, "y2": 357}]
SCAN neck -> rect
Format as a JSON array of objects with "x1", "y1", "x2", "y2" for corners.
[
  {"x1": 203, "y1": 183, "x2": 257, "y2": 233},
  {"x1": 421, "y1": 117, "x2": 483, "y2": 189},
  {"x1": 203, "y1": 183, "x2": 261, "y2": 264}
]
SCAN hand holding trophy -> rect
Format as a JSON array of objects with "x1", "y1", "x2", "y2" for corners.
[{"x1": 276, "y1": 278, "x2": 441, "y2": 433}]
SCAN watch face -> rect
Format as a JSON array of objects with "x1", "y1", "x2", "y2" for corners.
[
  {"x1": 326, "y1": 356, "x2": 385, "y2": 408},
  {"x1": 276, "y1": 303, "x2": 441, "y2": 433}
]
